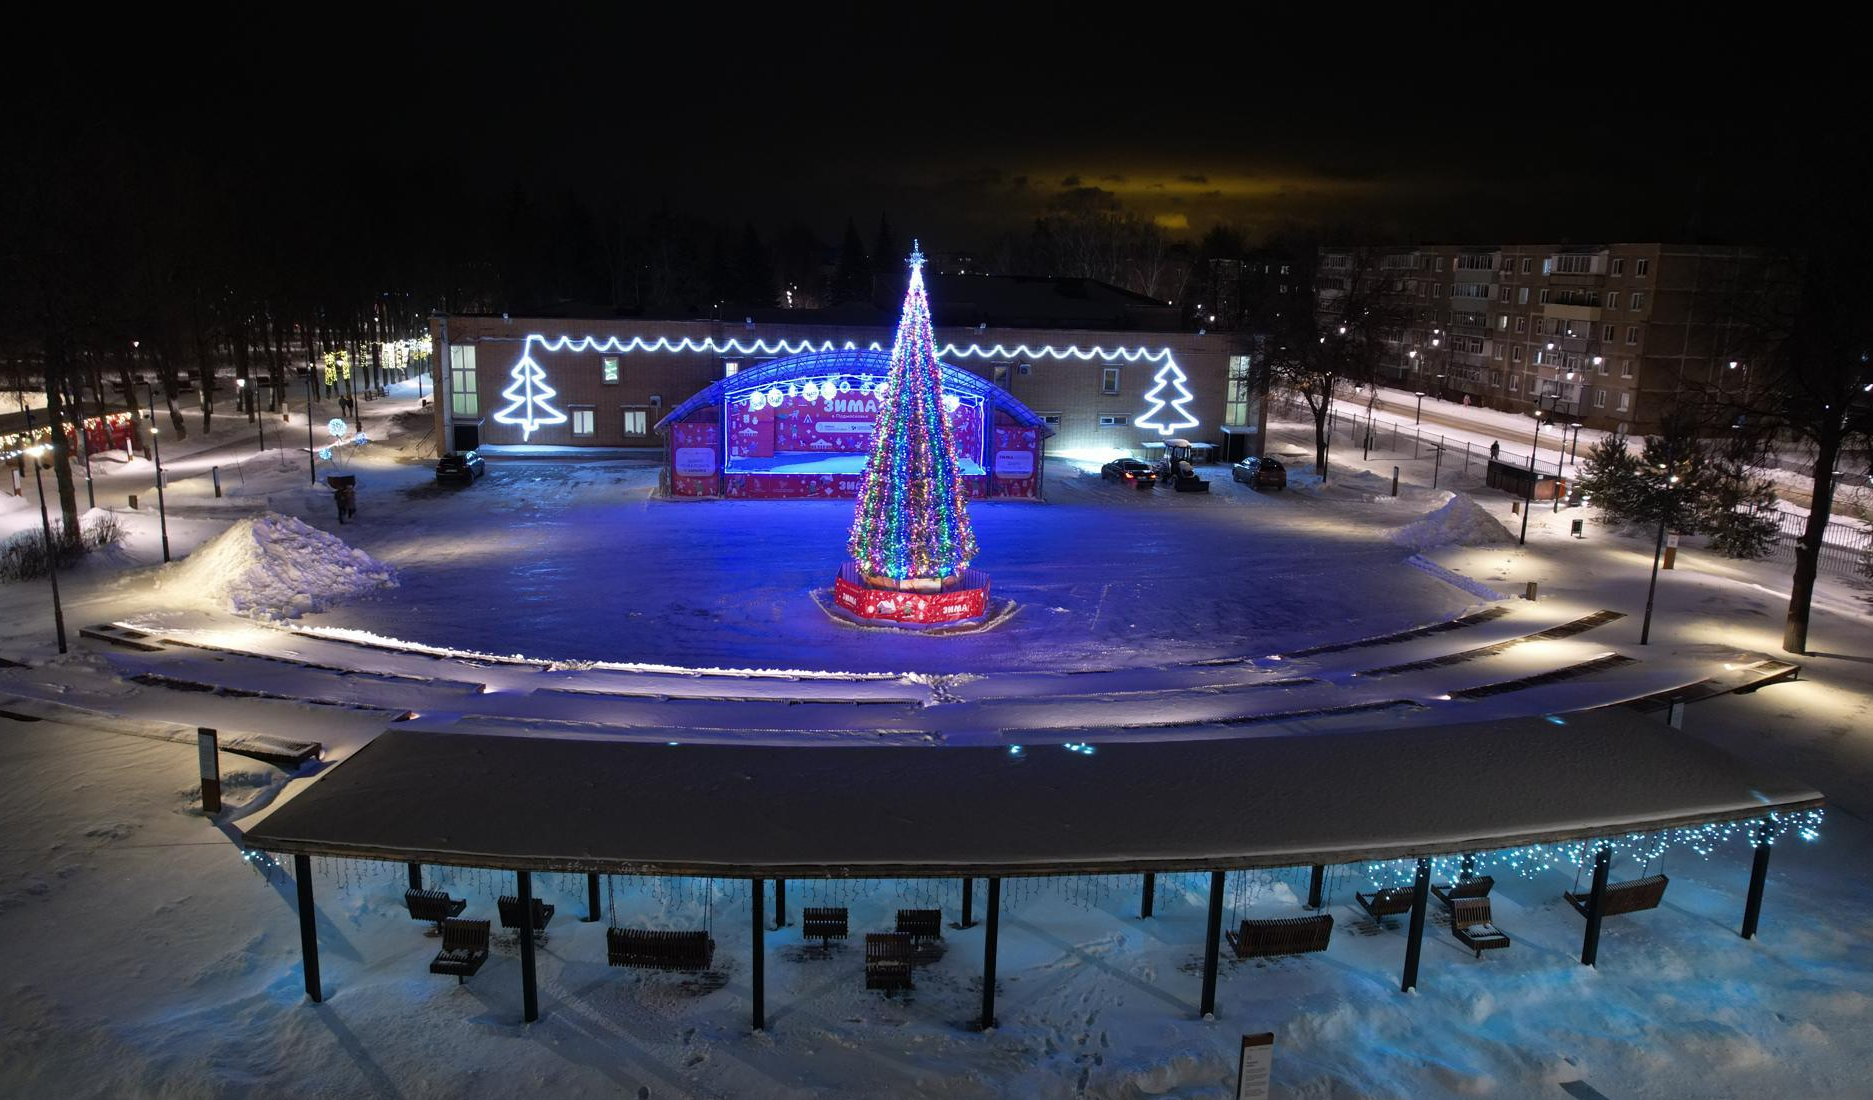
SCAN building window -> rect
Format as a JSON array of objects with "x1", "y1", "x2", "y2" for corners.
[
  {"x1": 1596, "y1": 357, "x2": 1608, "y2": 375},
  {"x1": 570, "y1": 406, "x2": 595, "y2": 436},
  {"x1": 1617, "y1": 391, "x2": 1631, "y2": 411},
  {"x1": 1593, "y1": 388, "x2": 1607, "y2": 408},
  {"x1": 620, "y1": 407, "x2": 647, "y2": 436},
  {"x1": 1099, "y1": 414, "x2": 1128, "y2": 427},
  {"x1": 1514, "y1": 317, "x2": 1526, "y2": 334},
  {"x1": 1538, "y1": 288, "x2": 1550, "y2": 304},
  {"x1": 1040, "y1": 412, "x2": 1063, "y2": 426},
  {"x1": 724, "y1": 360, "x2": 740, "y2": 377},
  {"x1": 1497, "y1": 315, "x2": 1509, "y2": 330},
  {"x1": 1225, "y1": 355, "x2": 1254, "y2": 425},
  {"x1": 1626, "y1": 326, "x2": 1640, "y2": 345},
  {"x1": 1101, "y1": 367, "x2": 1120, "y2": 394},
  {"x1": 449, "y1": 345, "x2": 478, "y2": 416},
  {"x1": 1621, "y1": 358, "x2": 1634, "y2": 377},
  {"x1": 1509, "y1": 373, "x2": 1520, "y2": 391},
  {"x1": 1602, "y1": 323, "x2": 1615, "y2": 341},
  {"x1": 1635, "y1": 258, "x2": 1650, "y2": 277},
  {"x1": 1511, "y1": 346, "x2": 1523, "y2": 362},
  {"x1": 1606, "y1": 291, "x2": 1619, "y2": 310},
  {"x1": 1630, "y1": 292, "x2": 1646, "y2": 311},
  {"x1": 601, "y1": 357, "x2": 620, "y2": 384},
  {"x1": 993, "y1": 364, "x2": 1011, "y2": 387},
  {"x1": 1497, "y1": 285, "x2": 1511, "y2": 302},
  {"x1": 1611, "y1": 258, "x2": 1625, "y2": 276},
  {"x1": 1553, "y1": 253, "x2": 1596, "y2": 274},
  {"x1": 1517, "y1": 287, "x2": 1530, "y2": 305},
  {"x1": 1520, "y1": 257, "x2": 1533, "y2": 274}
]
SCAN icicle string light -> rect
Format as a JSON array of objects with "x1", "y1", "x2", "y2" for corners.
[
  {"x1": 847, "y1": 244, "x2": 980, "y2": 581},
  {"x1": 1362, "y1": 809, "x2": 1824, "y2": 885}
]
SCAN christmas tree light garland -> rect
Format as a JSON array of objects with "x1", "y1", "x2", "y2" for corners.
[
  {"x1": 846, "y1": 244, "x2": 979, "y2": 582},
  {"x1": 1361, "y1": 808, "x2": 1824, "y2": 886}
]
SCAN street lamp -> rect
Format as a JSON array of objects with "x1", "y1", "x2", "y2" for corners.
[
  {"x1": 1414, "y1": 390, "x2": 1427, "y2": 424},
  {"x1": 139, "y1": 381, "x2": 171, "y2": 563},
  {"x1": 1639, "y1": 462, "x2": 1681, "y2": 646},
  {"x1": 1519, "y1": 408, "x2": 1549, "y2": 546},
  {"x1": 21, "y1": 410, "x2": 67, "y2": 653},
  {"x1": 299, "y1": 367, "x2": 317, "y2": 485}
]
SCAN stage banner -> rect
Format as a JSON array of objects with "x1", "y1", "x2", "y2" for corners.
[
  {"x1": 989, "y1": 425, "x2": 1041, "y2": 498},
  {"x1": 728, "y1": 388, "x2": 980, "y2": 463},
  {"x1": 669, "y1": 419, "x2": 721, "y2": 497}
]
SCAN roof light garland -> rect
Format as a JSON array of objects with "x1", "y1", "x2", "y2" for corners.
[
  {"x1": 846, "y1": 243, "x2": 979, "y2": 582},
  {"x1": 1361, "y1": 809, "x2": 1824, "y2": 885}
]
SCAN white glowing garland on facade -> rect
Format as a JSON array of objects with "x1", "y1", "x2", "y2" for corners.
[
  {"x1": 498, "y1": 334, "x2": 1195, "y2": 436},
  {"x1": 1361, "y1": 808, "x2": 1824, "y2": 885}
]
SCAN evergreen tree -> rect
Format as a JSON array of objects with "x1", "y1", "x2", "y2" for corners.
[
  {"x1": 827, "y1": 219, "x2": 871, "y2": 305},
  {"x1": 1699, "y1": 452, "x2": 1782, "y2": 559},
  {"x1": 848, "y1": 243, "x2": 978, "y2": 582},
  {"x1": 1576, "y1": 432, "x2": 1648, "y2": 523}
]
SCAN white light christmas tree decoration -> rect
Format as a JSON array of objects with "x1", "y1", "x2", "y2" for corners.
[
  {"x1": 1135, "y1": 359, "x2": 1199, "y2": 436},
  {"x1": 492, "y1": 351, "x2": 567, "y2": 441}
]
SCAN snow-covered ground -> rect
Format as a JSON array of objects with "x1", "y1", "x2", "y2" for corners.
[{"x1": 2, "y1": 383, "x2": 1872, "y2": 1098}]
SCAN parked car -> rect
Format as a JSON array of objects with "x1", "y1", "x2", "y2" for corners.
[
  {"x1": 1231, "y1": 455, "x2": 1287, "y2": 490},
  {"x1": 1100, "y1": 457, "x2": 1159, "y2": 487},
  {"x1": 435, "y1": 450, "x2": 486, "y2": 485}
]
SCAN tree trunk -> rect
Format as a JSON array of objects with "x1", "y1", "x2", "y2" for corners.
[
  {"x1": 41, "y1": 340, "x2": 81, "y2": 537},
  {"x1": 1782, "y1": 429, "x2": 1841, "y2": 654},
  {"x1": 1311, "y1": 400, "x2": 1329, "y2": 475}
]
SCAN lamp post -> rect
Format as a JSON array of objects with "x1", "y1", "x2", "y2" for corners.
[
  {"x1": 1518, "y1": 406, "x2": 1549, "y2": 546},
  {"x1": 21, "y1": 409, "x2": 67, "y2": 654},
  {"x1": 300, "y1": 367, "x2": 317, "y2": 486},
  {"x1": 137, "y1": 381, "x2": 171, "y2": 564},
  {"x1": 1639, "y1": 458, "x2": 1680, "y2": 646},
  {"x1": 1414, "y1": 390, "x2": 1427, "y2": 424}
]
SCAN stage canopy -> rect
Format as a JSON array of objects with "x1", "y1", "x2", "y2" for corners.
[{"x1": 241, "y1": 710, "x2": 1822, "y2": 879}]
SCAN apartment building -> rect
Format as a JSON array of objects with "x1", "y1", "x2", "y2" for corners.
[{"x1": 1319, "y1": 243, "x2": 1761, "y2": 432}]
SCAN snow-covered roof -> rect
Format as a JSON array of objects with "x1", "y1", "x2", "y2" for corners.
[
  {"x1": 654, "y1": 349, "x2": 1053, "y2": 437},
  {"x1": 240, "y1": 710, "x2": 1822, "y2": 878}
]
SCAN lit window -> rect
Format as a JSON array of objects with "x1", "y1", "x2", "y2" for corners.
[
  {"x1": 1102, "y1": 367, "x2": 1120, "y2": 394},
  {"x1": 449, "y1": 345, "x2": 478, "y2": 416},
  {"x1": 1498, "y1": 315, "x2": 1509, "y2": 330},
  {"x1": 571, "y1": 407, "x2": 595, "y2": 436},
  {"x1": 1593, "y1": 388, "x2": 1607, "y2": 408},
  {"x1": 1099, "y1": 414, "x2": 1128, "y2": 426},
  {"x1": 1617, "y1": 391, "x2": 1631, "y2": 411},
  {"x1": 724, "y1": 360, "x2": 740, "y2": 377},
  {"x1": 1517, "y1": 287, "x2": 1530, "y2": 305},
  {"x1": 601, "y1": 357, "x2": 620, "y2": 384},
  {"x1": 621, "y1": 407, "x2": 647, "y2": 436}
]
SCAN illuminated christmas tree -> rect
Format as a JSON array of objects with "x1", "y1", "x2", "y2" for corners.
[
  {"x1": 1136, "y1": 358, "x2": 1198, "y2": 436},
  {"x1": 492, "y1": 351, "x2": 567, "y2": 441},
  {"x1": 847, "y1": 243, "x2": 979, "y2": 582}
]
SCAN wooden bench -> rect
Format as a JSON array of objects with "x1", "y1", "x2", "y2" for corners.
[
  {"x1": 1354, "y1": 886, "x2": 1416, "y2": 922},
  {"x1": 1564, "y1": 874, "x2": 1668, "y2": 919},
  {"x1": 865, "y1": 932, "x2": 914, "y2": 995},
  {"x1": 405, "y1": 888, "x2": 467, "y2": 929},
  {"x1": 895, "y1": 909, "x2": 943, "y2": 944},
  {"x1": 429, "y1": 918, "x2": 490, "y2": 983},
  {"x1": 802, "y1": 906, "x2": 849, "y2": 948},
  {"x1": 1431, "y1": 876, "x2": 1495, "y2": 913},
  {"x1": 1225, "y1": 914, "x2": 1333, "y2": 959},
  {"x1": 498, "y1": 895, "x2": 555, "y2": 936},
  {"x1": 606, "y1": 928, "x2": 714, "y2": 971},
  {"x1": 1450, "y1": 898, "x2": 1512, "y2": 958}
]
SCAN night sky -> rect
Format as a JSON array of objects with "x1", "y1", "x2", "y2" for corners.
[{"x1": 28, "y1": 12, "x2": 1868, "y2": 252}]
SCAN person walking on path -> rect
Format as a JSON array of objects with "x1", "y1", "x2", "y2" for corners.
[{"x1": 1489, "y1": 440, "x2": 1501, "y2": 461}]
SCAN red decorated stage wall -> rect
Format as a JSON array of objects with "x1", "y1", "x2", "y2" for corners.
[{"x1": 665, "y1": 408, "x2": 1043, "y2": 501}]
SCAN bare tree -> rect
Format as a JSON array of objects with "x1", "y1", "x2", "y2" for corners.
[{"x1": 1265, "y1": 245, "x2": 1405, "y2": 474}]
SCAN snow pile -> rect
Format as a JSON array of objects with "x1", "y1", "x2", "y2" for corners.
[
  {"x1": 160, "y1": 512, "x2": 395, "y2": 620},
  {"x1": 1393, "y1": 493, "x2": 1513, "y2": 551}
]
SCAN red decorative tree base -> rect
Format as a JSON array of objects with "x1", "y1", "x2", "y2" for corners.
[{"x1": 832, "y1": 563, "x2": 990, "y2": 626}]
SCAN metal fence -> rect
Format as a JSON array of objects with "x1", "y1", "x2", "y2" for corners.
[{"x1": 1768, "y1": 510, "x2": 1872, "y2": 578}]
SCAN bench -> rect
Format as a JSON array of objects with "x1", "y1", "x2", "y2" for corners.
[
  {"x1": 1450, "y1": 898, "x2": 1512, "y2": 958},
  {"x1": 1225, "y1": 914, "x2": 1334, "y2": 959},
  {"x1": 865, "y1": 932, "x2": 914, "y2": 995},
  {"x1": 895, "y1": 909, "x2": 943, "y2": 945},
  {"x1": 1355, "y1": 886, "x2": 1416, "y2": 921},
  {"x1": 606, "y1": 928, "x2": 714, "y2": 971},
  {"x1": 1430, "y1": 876, "x2": 1495, "y2": 913},
  {"x1": 802, "y1": 906, "x2": 849, "y2": 948},
  {"x1": 1564, "y1": 874, "x2": 1668, "y2": 919},
  {"x1": 429, "y1": 918, "x2": 490, "y2": 983},
  {"x1": 405, "y1": 888, "x2": 467, "y2": 929},
  {"x1": 498, "y1": 895, "x2": 555, "y2": 936}
]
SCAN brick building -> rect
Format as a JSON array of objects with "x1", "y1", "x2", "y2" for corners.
[
  {"x1": 427, "y1": 276, "x2": 1266, "y2": 477},
  {"x1": 1320, "y1": 243, "x2": 1761, "y2": 432}
]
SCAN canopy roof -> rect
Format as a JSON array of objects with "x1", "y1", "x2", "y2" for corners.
[
  {"x1": 654, "y1": 349, "x2": 1054, "y2": 436},
  {"x1": 240, "y1": 710, "x2": 1822, "y2": 879}
]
